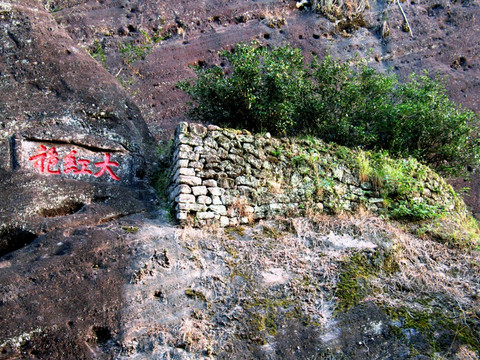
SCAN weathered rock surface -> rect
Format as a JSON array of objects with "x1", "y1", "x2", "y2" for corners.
[
  {"x1": 0, "y1": 0, "x2": 480, "y2": 358},
  {"x1": 0, "y1": 0, "x2": 154, "y2": 156},
  {"x1": 0, "y1": 222, "x2": 131, "y2": 359},
  {"x1": 0, "y1": 2, "x2": 158, "y2": 357},
  {"x1": 0, "y1": 0, "x2": 158, "y2": 238},
  {"x1": 47, "y1": 0, "x2": 480, "y2": 215},
  {"x1": 59, "y1": 216, "x2": 480, "y2": 359},
  {"x1": 2, "y1": 210, "x2": 479, "y2": 359}
]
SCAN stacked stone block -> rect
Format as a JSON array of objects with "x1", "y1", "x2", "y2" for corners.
[
  {"x1": 168, "y1": 122, "x2": 465, "y2": 226},
  {"x1": 168, "y1": 122, "x2": 264, "y2": 226},
  {"x1": 167, "y1": 122, "x2": 330, "y2": 225}
]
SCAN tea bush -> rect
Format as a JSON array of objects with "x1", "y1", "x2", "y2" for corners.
[
  {"x1": 178, "y1": 43, "x2": 311, "y2": 135},
  {"x1": 178, "y1": 42, "x2": 480, "y2": 176}
]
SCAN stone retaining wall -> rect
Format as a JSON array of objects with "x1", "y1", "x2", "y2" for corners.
[{"x1": 168, "y1": 122, "x2": 465, "y2": 226}]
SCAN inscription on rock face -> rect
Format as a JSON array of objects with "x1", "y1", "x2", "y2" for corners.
[{"x1": 21, "y1": 141, "x2": 134, "y2": 183}]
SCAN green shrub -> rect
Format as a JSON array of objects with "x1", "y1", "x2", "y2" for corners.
[
  {"x1": 177, "y1": 42, "x2": 311, "y2": 135},
  {"x1": 178, "y1": 42, "x2": 480, "y2": 176},
  {"x1": 390, "y1": 199, "x2": 445, "y2": 220}
]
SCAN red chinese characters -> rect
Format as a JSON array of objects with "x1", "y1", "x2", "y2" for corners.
[
  {"x1": 29, "y1": 145, "x2": 61, "y2": 174},
  {"x1": 94, "y1": 153, "x2": 120, "y2": 181},
  {"x1": 63, "y1": 150, "x2": 78, "y2": 174},
  {"x1": 29, "y1": 145, "x2": 48, "y2": 173},
  {"x1": 28, "y1": 146, "x2": 120, "y2": 181},
  {"x1": 63, "y1": 150, "x2": 92, "y2": 175}
]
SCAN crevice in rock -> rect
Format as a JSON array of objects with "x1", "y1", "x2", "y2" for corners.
[
  {"x1": 9, "y1": 136, "x2": 17, "y2": 170},
  {"x1": 39, "y1": 201, "x2": 85, "y2": 218},
  {"x1": 91, "y1": 326, "x2": 112, "y2": 345},
  {"x1": 0, "y1": 227, "x2": 38, "y2": 258},
  {"x1": 153, "y1": 290, "x2": 165, "y2": 300},
  {"x1": 23, "y1": 138, "x2": 127, "y2": 153}
]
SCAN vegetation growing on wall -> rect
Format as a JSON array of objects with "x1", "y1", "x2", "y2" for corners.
[
  {"x1": 178, "y1": 42, "x2": 480, "y2": 176},
  {"x1": 169, "y1": 122, "x2": 480, "y2": 249}
]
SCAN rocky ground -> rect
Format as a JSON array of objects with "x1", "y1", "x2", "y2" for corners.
[
  {"x1": 115, "y1": 215, "x2": 480, "y2": 359},
  {"x1": 1, "y1": 0, "x2": 480, "y2": 358},
  {"x1": 2, "y1": 211, "x2": 479, "y2": 359}
]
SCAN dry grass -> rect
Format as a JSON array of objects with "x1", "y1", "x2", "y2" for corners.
[
  {"x1": 229, "y1": 196, "x2": 254, "y2": 224},
  {"x1": 261, "y1": 7, "x2": 288, "y2": 29},
  {"x1": 285, "y1": 214, "x2": 479, "y2": 315},
  {"x1": 266, "y1": 180, "x2": 283, "y2": 194},
  {"x1": 175, "y1": 316, "x2": 215, "y2": 353},
  {"x1": 170, "y1": 213, "x2": 479, "y2": 356},
  {"x1": 311, "y1": 0, "x2": 370, "y2": 21},
  {"x1": 386, "y1": 231, "x2": 480, "y2": 306}
]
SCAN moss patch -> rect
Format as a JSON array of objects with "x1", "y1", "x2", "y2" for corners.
[
  {"x1": 122, "y1": 226, "x2": 139, "y2": 234},
  {"x1": 336, "y1": 249, "x2": 399, "y2": 312},
  {"x1": 185, "y1": 288, "x2": 207, "y2": 302},
  {"x1": 385, "y1": 302, "x2": 480, "y2": 356}
]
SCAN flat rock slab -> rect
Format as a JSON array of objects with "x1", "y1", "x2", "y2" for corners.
[{"x1": 20, "y1": 139, "x2": 134, "y2": 184}]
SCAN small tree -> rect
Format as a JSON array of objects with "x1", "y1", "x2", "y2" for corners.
[
  {"x1": 178, "y1": 42, "x2": 480, "y2": 176},
  {"x1": 388, "y1": 73, "x2": 480, "y2": 174},
  {"x1": 177, "y1": 42, "x2": 311, "y2": 135}
]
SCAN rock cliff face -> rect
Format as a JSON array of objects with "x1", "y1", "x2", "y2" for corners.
[
  {"x1": 47, "y1": 0, "x2": 480, "y2": 216},
  {"x1": 50, "y1": 0, "x2": 480, "y2": 138},
  {"x1": 0, "y1": 0, "x2": 157, "y2": 241},
  {"x1": 0, "y1": 0, "x2": 479, "y2": 359},
  {"x1": 0, "y1": 1, "x2": 157, "y2": 358}
]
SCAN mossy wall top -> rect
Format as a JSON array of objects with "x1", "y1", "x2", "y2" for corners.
[{"x1": 168, "y1": 122, "x2": 467, "y2": 226}]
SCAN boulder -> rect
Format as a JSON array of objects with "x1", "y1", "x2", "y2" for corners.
[
  {"x1": 0, "y1": 1, "x2": 159, "y2": 358},
  {"x1": 0, "y1": 0, "x2": 157, "y2": 238}
]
